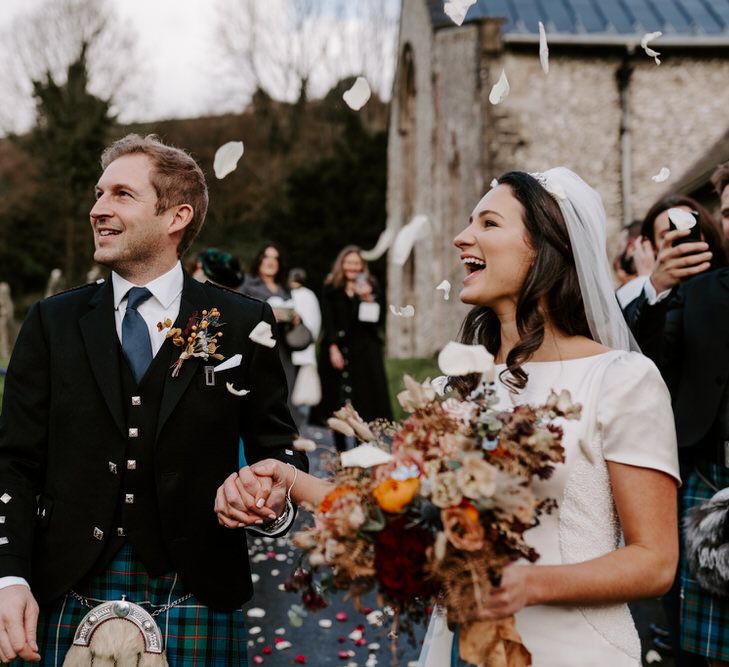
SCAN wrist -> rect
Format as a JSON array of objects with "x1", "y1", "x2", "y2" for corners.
[{"x1": 523, "y1": 566, "x2": 543, "y2": 606}]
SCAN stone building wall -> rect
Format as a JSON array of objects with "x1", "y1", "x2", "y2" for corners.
[{"x1": 386, "y1": 6, "x2": 729, "y2": 358}]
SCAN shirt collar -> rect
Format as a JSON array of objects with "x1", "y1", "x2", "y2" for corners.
[{"x1": 112, "y1": 262, "x2": 184, "y2": 310}]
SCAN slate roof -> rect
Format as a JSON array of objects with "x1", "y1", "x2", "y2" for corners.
[{"x1": 428, "y1": 0, "x2": 729, "y2": 39}]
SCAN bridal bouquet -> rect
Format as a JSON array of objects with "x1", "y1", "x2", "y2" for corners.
[{"x1": 287, "y1": 343, "x2": 580, "y2": 667}]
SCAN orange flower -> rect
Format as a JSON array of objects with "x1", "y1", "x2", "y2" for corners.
[
  {"x1": 373, "y1": 477, "x2": 420, "y2": 513},
  {"x1": 318, "y1": 485, "x2": 357, "y2": 513},
  {"x1": 442, "y1": 502, "x2": 485, "y2": 551}
]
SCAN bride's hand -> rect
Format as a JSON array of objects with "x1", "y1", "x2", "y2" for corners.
[{"x1": 476, "y1": 564, "x2": 532, "y2": 619}]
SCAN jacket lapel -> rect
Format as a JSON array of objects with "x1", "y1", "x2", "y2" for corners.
[
  {"x1": 157, "y1": 274, "x2": 208, "y2": 438},
  {"x1": 79, "y1": 280, "x2": 126, "y2": 437}
]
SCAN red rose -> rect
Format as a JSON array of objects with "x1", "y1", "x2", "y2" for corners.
[{"x1": 374, "y1": 517, "x2": 436, "y2": 603}]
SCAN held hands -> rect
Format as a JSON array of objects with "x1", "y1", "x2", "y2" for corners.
[
  {"x1": 649, "y1": 229, "x2": 712, "y2": 294},
  {"x1": 214, "y1": 464, "x2": 289, "y2": 529},
  {"x1": 0, "y1": 584, "x2": 40, "y2": 663}
]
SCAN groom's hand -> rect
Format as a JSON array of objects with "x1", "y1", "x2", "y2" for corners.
[
  {"x1": 0, "y1": 585, "x2": 40, "y2": 662},
  {"x1": 250, "y1": 459, "x2": 290, "y2": 518},
  {"x1": 214, "y1": 467, "x2": 278, "y2": 528}
]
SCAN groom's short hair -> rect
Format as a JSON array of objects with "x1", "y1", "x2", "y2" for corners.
[{"x1": 101, "y1": 134, "x2": 209, "y2": 257}]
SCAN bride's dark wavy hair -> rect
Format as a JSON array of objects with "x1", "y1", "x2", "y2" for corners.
[{"x1": 456, "y1": 171, "x2": 590, "y2": 394}]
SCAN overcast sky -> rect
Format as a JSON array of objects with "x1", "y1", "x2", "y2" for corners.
[{"x1": 0, "y1": 0, "x2": 398, "y2": 133}]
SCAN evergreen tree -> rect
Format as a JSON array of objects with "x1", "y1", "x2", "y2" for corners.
[{"x1": 22, "y1": 43, "x2": 113, "y2": 286}]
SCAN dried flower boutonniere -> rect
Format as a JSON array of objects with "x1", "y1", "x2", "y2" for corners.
[{"x1": 157, "y1": 308, "x2": 225, "y2": 377}]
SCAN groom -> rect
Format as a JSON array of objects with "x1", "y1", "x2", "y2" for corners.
[{"x1": 0, "y1": 134, "x2": 306, "y2": 664}]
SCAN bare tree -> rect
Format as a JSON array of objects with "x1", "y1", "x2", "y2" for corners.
[
  {"x1": 213, "y1": 0, "x2": 399, "y2": 107},
  {"x1": 0, "y1": 0, "x2": 144, "y2": 134}
]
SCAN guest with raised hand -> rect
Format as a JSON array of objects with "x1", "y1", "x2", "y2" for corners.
[
  {"x1": 316, "y1": 246, "x2": 391, "y2": 452},
  {"x1": 625, "y1": 197, "x2": 729, "y2": 667}
]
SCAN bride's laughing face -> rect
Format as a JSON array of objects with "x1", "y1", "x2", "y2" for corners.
[{"x1": 454, "y1": 184, "x2": 534, "y2": 309}]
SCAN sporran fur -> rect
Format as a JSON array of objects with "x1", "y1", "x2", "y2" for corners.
[{"x1": 683, "y1": 486, "x2": 729, "y2": 597}]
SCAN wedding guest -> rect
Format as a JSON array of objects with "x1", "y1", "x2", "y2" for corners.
[
  {"x1": 316, "y1": 246, "x2": 391, "y2": 451},
  {"x1": 625, "y1": 199, "x2": 729, "y2": 667},
  {"x1": 614, "y1": 220, "x2": 655, "y2": 309},
  {"x1": 711, "y1": 162, "x2": 729, "y2": 237},
  {"x1": 287, "y1": 268, "x2": 322, "y2": 425},
  {"x1": 191, "y1": 247, "x2": 245, "y2": 290},
  {"x1": 242, "y1": 243, "x2": 306, "y2": 425}
]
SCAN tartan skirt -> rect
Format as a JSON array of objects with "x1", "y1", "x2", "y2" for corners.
[
  {"x1": 679, "y1": 464, "x2": 729, "y2": 661},
  {"x1": 12, "y1": 543, "x2": 248, "y2": 667}
]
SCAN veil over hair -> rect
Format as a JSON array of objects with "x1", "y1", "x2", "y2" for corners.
[{"x1": 534, "y1": 167, "x2": 639, "y2": 352}]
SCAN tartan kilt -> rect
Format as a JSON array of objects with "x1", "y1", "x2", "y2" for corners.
[
  {"x1": 12, "y1": 543, "x2": 248, "y2": 667},
  {"x1": 679, "y1": 464, "x2": 729, "y2": 662}
]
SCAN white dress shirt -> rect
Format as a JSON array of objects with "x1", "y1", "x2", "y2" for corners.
[{"x1": 112, "y1": 262, "x2": 183, "y2": 355}]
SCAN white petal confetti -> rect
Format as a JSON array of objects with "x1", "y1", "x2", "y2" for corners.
[
  {"x1": 389, "y1": 304, "x2": 415, "y2": 318},
  {"x1": 490, "y1": 178, "x2": 499, "y2": 188},
  {"x1": 226, "y1": 382, "x2": 250, "y2": 397},
  {"x1": 368, "y1": 643, "x2": 381, "y2": 650},
  {"x1": 361, "y1": 226, "x2": 396, "y2": 262},
  {"x1": 251, "y1": 573, "x2": 260, "y2": 583},
  {"x1": 249, "y1": 626, "x2": 261, "y2": 635},
  {"x1": 436, "y1": 280, "x2": 451, "y2": 300},
  {"x1": 341, "y1": 443, "x2": 393, "y2": 469},
  {"x1": 343, "y1": 76, "x2": 372, "y2": 111},
  {"x1": 293, "y1": 437, "x2": 317, "y2": 452},
  {"x1": 538, "y1": 22, "x2": 549, "y2": 74},
  {"x1": 349, "y1": 629, "x2": 363, "y2": 641},
  {"x1": 249, "y1": 321, "x2": 276, "y2": 348},
  {"x1": 0, "y1": 493, "x2": 10, "y2": 504},
  {"x1": 318, "y1": 619, "x2": 333, "y2": 628},
  {"x1": 247, "y1": 607, "x2": 266, "y2": 618},
  {"x1": 274, "y1": 628, "x2": 286, "y2": 635},
  {"x1": 641, "y1": 31, "x2": 662, "y2": 65},
  {"x1": 391, "y1": 214, "x2": 430, "y2": 266},
  {"x1": 213, "y1": 141, "x2": 244, "y2": 179},
  {"x1": 438, "y1": 341, "x2": 495, "y2": 381},
  {"x1": 443, "y1": 0, "x2": 476, "y2": 26},
  {"x1": 271, "y1": 569, "x2": 280, "y2": 576},
  {"x1": 489, "y1": 69, "x2": 510, "y2": 105},
  {"x1": 667, "y1": 207, "x2": 697, "y2": 231},
  {"x1": 366, "y1": 610, "x2": 385, "y2": 626},
  {"x1": 645, "y1": 649, "x2": 663, "y2": 664},
  {"x1": 275, "y1": 640, "x2": 292, "y2": 650},
  {"x1": 651, "y1": 167, "x2": 670, "y2": 183}
]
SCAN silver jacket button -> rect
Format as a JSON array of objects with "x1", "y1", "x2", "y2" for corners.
[{"x1": 93, "y1": 527, "x2": 104, "y2": 540}]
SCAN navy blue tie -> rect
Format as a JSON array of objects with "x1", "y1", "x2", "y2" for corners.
[{"x1": 122, "y1": 287, "x2": 153, "y2": 383}]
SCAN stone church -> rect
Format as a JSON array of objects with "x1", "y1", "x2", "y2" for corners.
[{"x1": 385, "y1": 0, "x2": 729, "y2": 358}]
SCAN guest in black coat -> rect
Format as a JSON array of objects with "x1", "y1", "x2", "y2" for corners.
[
  {"x1": 624, "y1": 203, "x2": 729, "y2": 666},
  {"x1": 316, "y1": 245, "x2": 392, "y2": 451}
]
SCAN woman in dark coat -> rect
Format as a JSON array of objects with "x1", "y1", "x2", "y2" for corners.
[{"x1": 316, "y1": 245, "x2": 392, "y2": 450}]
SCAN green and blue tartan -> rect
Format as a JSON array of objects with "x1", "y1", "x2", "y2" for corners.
[
  {"x1": 679, "y1": 464, "x2": 729, "y2": 662},
  {"x1": 12, "y1": 543, "x2": 248, "y2": 667}
]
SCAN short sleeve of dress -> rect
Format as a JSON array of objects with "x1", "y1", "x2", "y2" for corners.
[{"x1": 597, "y1": 352, "x2": 680, "y2": 484}]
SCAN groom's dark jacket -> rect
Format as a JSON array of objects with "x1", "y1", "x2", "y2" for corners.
[
  {"x1": 624, "y1": 268, "x2": 729, "y2": 465},
  {"x1": 0, "y1": 272, "x2": 307, "y2": 611}
]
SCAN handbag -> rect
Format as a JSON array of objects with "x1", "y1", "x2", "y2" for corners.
[
  {"x1": 284, "y1": 321, "x2": 313, "y2": 351},
  {"x1": 683, "y1": 467, "x2": 729, "y2": 597}
]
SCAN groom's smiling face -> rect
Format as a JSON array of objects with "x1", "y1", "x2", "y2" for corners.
[{"x1": 90, "y1": 153, "x2": 175, "y2": 278}]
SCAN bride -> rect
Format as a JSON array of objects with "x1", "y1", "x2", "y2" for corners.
[{"x1": 218, "y1": 167, "x2": 680, "y2": 667}]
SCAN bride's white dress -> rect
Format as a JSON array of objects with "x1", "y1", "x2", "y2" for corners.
[{"x1": 419, "y1": 350, "x2": 680, "y2": 667}]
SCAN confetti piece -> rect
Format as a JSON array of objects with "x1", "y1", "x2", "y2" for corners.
[
  {"x1": 213, "y1": 141, "x2": 244, "y2": 179},
  {"x1": 252, "y1": 657, "x2": 264, "y2": 665},
  {"x1": 319, "y1": 619, "x2": 333, "y2": 628},
  {"x1": 651, "y1": 167, "x2": 670, "y2": 183},
  {"x1": 343, "y1": 76, "x2": 372, "y2": 111},
  {"x1": 249, "y1": 321, "x2": 276, "y2": 348},
  {"x1": 247, "y1": 608, "x2": 266, "y2": 618},
  {"x1": 539, "y1": 21, "x2": 549, "y2": 74},
  {"x1": 262, "y1": 647, "x2": 272, "y2": 655},
  {"x1": 249, "y1": 626, "x2": 262, "y2": 635},
  {"x1": 271, "y1": 569, "x2": 280, "y2": 576},
  {"x1": 489, "y1": 69, "x2": 510, "y2": 105},
  {"x1": 436, "y1": 280, "x2": 451, "y2": 300},
  {"x1": 443, "y1": 0, "x2": 476, "y2": 25},
  {"x1": 251, "y1": 573, "x2": 260, "y2": 583},
  {"x1": 275, "y1": 628, "x2": 285, "y2": 635},
  {"x1": 349, "y1": 629, "x2": 363, "y2": 641},
  {"x1": 389, "y1": 304, "x2": 415, "y2": 318},
  {"x1": 276, "y1": 641, "x2": 292, "y2": 651},
  {"x1": 641, "y1": 31, "x2": 662, "y2": 65},
  {"x1": 295, "y1": 657, "x2": 307, "y2": 664},
  {"x1": 226, "y1": 382, "x2": 249, "y2": 397}
]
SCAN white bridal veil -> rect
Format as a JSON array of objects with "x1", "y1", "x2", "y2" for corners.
[{"x1": 534, "y1": 167, "x2": 639, "y2": 353}]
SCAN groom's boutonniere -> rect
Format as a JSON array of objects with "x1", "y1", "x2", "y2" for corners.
[{"x1": 157, "y1": 307, "x2": 225, "y2": 378}]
